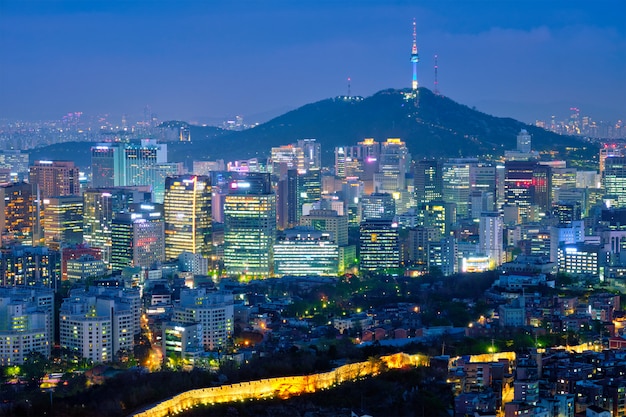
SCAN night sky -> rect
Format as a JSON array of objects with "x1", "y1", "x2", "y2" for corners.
[{"x1": 1, "y1": 0, "x2": 624, "y2": 124}]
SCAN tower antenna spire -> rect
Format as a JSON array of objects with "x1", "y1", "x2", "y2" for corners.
[
  {"x1": 434, "y1": 54, "x2": 439, "y2": 95},
  {"x1": 411, "y1": 18, "x2": 419, "y2": 91},
  {"x1": 347, "y1": 77, "x2": 351, "y2": 97}
]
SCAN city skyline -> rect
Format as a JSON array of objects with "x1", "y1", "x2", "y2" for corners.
[{"x1": 1, "y1": 1, "x2": 625, "y2": 125}]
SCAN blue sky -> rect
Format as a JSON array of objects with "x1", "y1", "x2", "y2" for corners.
[{"x1": 1, "y1": 0, "x2": 624, "y2": 124}]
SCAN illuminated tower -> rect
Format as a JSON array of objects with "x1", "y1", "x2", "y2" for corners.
[
  {"x1": 163, "y1": 175, "x2": 212, "y2": 261},
  {"x1": 411, "y1": 19, "x2": 419, "y2": 91},
  {"x1": 223, "y1": 173, "x2": 276, "y2": 278}
]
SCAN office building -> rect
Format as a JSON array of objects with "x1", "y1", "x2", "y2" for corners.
[
  {"x1": 414, "y1": 159, "x2": 443, "y2": 204},
  {"x1": 479, "y1": 212, "x2": 504, "y2": 268},
  {"x1": 82, "y1": 187, "x2": 152, "y2": 264},
  {"x1": 0, "y1": 286, "x2": 54, "y2": 365},
  {"x1": 0, "y1": 245, "x2": 60, "y2": 287},
  {"x1": 162, "y1": 322, "x2": 204, "y2": 361},
  {"x1": 442, "y1": 158, "x2": 475, "y2": 218},
  {"x1": 172, "y1": 288, "x2": 234, "y2": 350},
  {"x1": 0, "y1": 150, "x2": 29, "y2": 179},
  {"x1": 418, "y1": 200, "x2": 456, "y2": 239},
  {"x1": 0, "y1": 181, "x2": 36, "y2": 245},
  {"x1": 163, "y1": 175, "x2": 212, "y2": 260},
  {"x1": 373, "y1": 138, "x2": 410, "y2": 194},
  {"x1": 270, "y1": 145, "x2": 304, "y2": 176},
  {"x1": 29, "y1": 160, "x2": 80, "y2": 198},
  {"x1": 428, "y1": 236, "x2": 458, "y2": 276},
  {"x1": 557, "y1": 243, "x2": 601, "y2": 277},
  {"x1": 359, "y1": 219, "x2": 400, "y2": 271},
  {"x1": 42, "y1": 195, "x2": 83, "y2": 250},
  {"x1": 274, "y1": 228, "x2": 339, "y2": 276},
  {"x1": 90, "y1": 143, "x2": 124, "y2": 188},
  {"x1": 297, "y1": 138, "x2": 321, "y2": 170},
  {"x1": 504, "y1": 160, "x2": 551, "y2": 220},
  {"x1": 360, "y1": 192, "x2": 396, "y2": 221},
  {"x1": 110, "y1": 204, "x2": 165, "y2": 271},
  {"x1": 66, "y1": 254, "x2": 107, "y2": 281},
  {"x1": 604, "y1": 156, "x2": 626, "y2": 207},
  {"x1": 300, "y1": 209, "x2": 349, "y2": 246},
  {"x1": 223, "y1": 174, "x2": 276, "y2": 278}
]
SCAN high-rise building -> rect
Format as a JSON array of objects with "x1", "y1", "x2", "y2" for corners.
[
  {"x1": 360, "y1": 193, "x2": 396, "y2": 221},
  {"x1": 374, "y1": 138, "x2": 410, "y2": 194},
  {"x1": 223, "y1": 173, "x2": 276, "y2": 278},
  {"x1": 66, "y1": 255, "x2": 107, "y2": 281},
  {"x1": 298, "y1": 167, "x2": 321, "y2": 214},
  {"x1": 90, "y1": 143, "x2": 124, "y2": 188},
  {"x1": 276, "y1": 169, "x2": 298, "y2": 230},
  {"x1": 604, "y1": 156, "x2": 626, "y2": 207},
  {"x1": 270, "y1": 145, "x2": 304, "y2": 176},
  {"x1": 0, "y1": 181, "x2": 36, "y2": 245},
  {"x1": 442, "y1": 158, "x2": 476, "y2": 218},
  {"x1": 300, "y1": 209, "x2": 348, "y2": 246},
  {"x1": 414, "y1": 159, "x2": 443, "y2": 204},
  {"x1": 504, "y1": 161, "x2": 551, "y2": 220},
  {"x1": 43, "y1": 195, "x2": 83, "y2": 250},
  {"x1": 172, "y1": 288, "x2": 234, "y2": 350},
  {"x1": 83, "y1": 187, "x2": 152, "y2": 264},
  {"x1": 479, "y1": 212, "x2": 504, "y2": 268},
  {"x1": 297, "y1": 139, "x2": 321, "y2": 170},
  {"x1": 0, "y1": 286, "x2": 54, "y2": 365},
  {"x1": 428, "y1": 236, "x2": 457, "y2": 276},
  {"x1": 274, "y1": 228, "x2": 339, "y2": 276},
  {"x1": 0, "y1": 150, "x2": 29, "y2": 178},
  {"x1": 405, "y1": 226, "x2": 438, "y2": 271},
  {"x1": 0, "y1": 245, "x2": 60, "y2": 287},
  {"x1": 29, "y1": 160, "x2": 80, "y2": 198},
  {"x1": 59, "y1": 286, "x2": 140, "y2": 363},
  {"x1": 517, "y1": 129, "x2": 532, "y2": 153},
  {"x1": 418, "y1": 200, "x2": 456, "y2": 239},
  {"x1": 110, "y1": 204, "x2": 165, "y2": 272},
  {"x1": 163, "y1": 175, "x2": 212, "y2": 261},
  {"x1": 359, "y1": 219, "x2": 400, "y2": 271}
]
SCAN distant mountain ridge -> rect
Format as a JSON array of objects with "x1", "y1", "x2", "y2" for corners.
[{"x1": 29, "y1": 87, "x2": 592, "y2": 169}]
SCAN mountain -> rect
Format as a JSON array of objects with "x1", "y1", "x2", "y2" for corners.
[
  {"x1": 29, "y1": 87, "x2": 593, "y2": 169},
  {"x1": 168, "y1": 87, "x2": 591, "y2": 165}
]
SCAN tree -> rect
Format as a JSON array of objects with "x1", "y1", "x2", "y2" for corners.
[{"x1": 22, "y1": 351, "x2": 50, "y2": 389}]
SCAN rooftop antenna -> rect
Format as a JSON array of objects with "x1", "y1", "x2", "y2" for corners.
[
  {"x1": 434, "y1": 54, "x2": 440, "y2": 95},
  {"x1": 347, "y1": 77, "x2": 351, "y2": 97}
]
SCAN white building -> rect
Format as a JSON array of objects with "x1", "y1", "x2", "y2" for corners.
[
  {"x1": 59, "y1": 287, "x2": 140, "y2": 363},
  {"x1": 173, "y1": 288, "x2": 234, "y2": 350},
  {"x1": 479, "y1": 212, "x2": 504, "y2": 268},
  {"x1": 0, "y1": 287, "x2": 54, "y2": 365}
]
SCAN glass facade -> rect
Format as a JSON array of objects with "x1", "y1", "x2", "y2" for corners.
[{"x1": 164, "y1": 175, "x2": 212, "y2": 261}]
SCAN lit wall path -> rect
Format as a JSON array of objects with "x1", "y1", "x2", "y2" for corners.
[{"x1": 129, "y1": 351, "x2": 523, "y2": 417}]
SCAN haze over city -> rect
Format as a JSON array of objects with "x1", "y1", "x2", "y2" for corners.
[{"x1": 1, "y1": 0, "x2": 624, "y2": 124}]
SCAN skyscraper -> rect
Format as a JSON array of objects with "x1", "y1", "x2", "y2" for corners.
[
  {"x1": 479, "y1": 212, "x2": 504, "y2": 268},
  {"x1": 374, "y1": 138, "x2": 410, "y2": 194},
  {"x1": 83, "y1": 187, "x2": 152, "y2": 265},
  {"x1": 90, "y1": 143, "x2": 126, "y2": 188},
  {"x1": 110, "y1": 204, "x2": 165, "y2": 272},
  {"x1": 360, "y1": 192, "x2": 396, "y2": 222},
  {"x1": 414, "y1": 159, "x2": 443, "y2": 204},
  {"x1": 163, "y1": 175, "x2": 212, "y2": 261},
  {"x1": 359, "y1": 219, "x2": 400, "y2": 271},
  {"x1": 43, "y1": 195, "x2": 84, "y2": 250},
  {"x1": 604, "y1": 156, "x2": 626, "y2": 207},
  {"x1": 29, "y1": 160, "x2": 80, "y2": 198},
  {"x1": 0, "y1": 181, "x2": 36, "y2": 245},
  {"x1": 223, "y1": 173, "x2": 276, "y2": 278}
]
